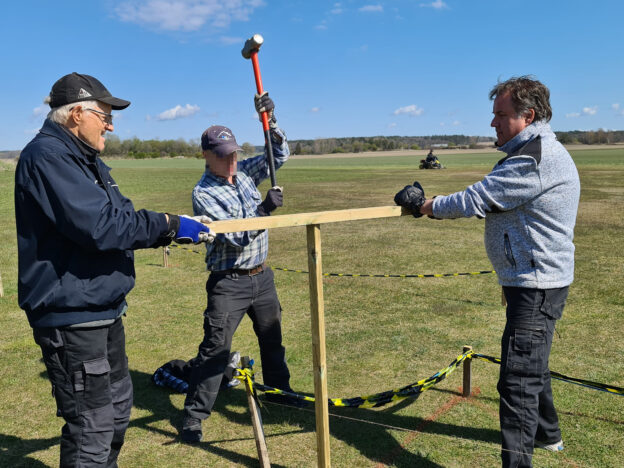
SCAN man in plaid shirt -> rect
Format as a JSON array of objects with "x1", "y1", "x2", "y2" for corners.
[{"x1": 180, "y1": 93, "x2": 300, "y2": 443}]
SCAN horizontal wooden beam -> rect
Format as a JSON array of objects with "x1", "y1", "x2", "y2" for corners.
[{"x1": 207, "y1": 205, "x2": 409, "y2": 233}]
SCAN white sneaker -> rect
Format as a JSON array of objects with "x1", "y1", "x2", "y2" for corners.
[{"x1": 535, "y1": 439, "x2": 564, "y2": 452}]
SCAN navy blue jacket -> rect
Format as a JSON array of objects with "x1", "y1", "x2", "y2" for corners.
[{"x1": 15, "y1": 119, "x2": 171, "y2": 328}]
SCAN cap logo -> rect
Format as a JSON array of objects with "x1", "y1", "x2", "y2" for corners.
[
  {"x1": 217, "y1": 130, "x2": 233, "y2": 140},
  {"x1": 78, "y1": 88, "x2": 92, "y2": 98}
]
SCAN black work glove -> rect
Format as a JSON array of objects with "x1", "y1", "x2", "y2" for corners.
[
  {"x1": 394, "y1": 181, "x2": 426, "y2": 218},
  {"x1": 254, "y1": 92, "x2": 277, "y2": 128},
  {"x1": 257, "y1": 187, "x2": 283, "y2": 216}
]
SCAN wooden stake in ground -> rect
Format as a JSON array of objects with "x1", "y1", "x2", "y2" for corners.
[
  {"x1": 241, "y1": 356, "x2": 271, "y2": 467},
  {"x1": 462, "y1": 345, "x2": 473, "y2": 397}
]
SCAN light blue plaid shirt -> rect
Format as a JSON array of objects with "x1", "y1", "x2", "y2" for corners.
[{"x1": 192, "y1": 128, "x2": 289, "y2": 271}]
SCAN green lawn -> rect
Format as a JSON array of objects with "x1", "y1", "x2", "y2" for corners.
[{"x1": 1, "y1": 148, "x2": 623, "y2": 467}]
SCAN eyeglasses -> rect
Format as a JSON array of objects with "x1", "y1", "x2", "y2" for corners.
[{"x1": 84, "y1": 107, "x2": 114, "y2": 126}]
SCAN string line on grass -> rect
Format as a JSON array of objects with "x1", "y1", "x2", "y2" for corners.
[
  {"x1": 165, "y1": 245, "x2": 495, "y2": 278},
  {"x1": 260, "y1": 399, "x2": 586, "y2": 468}
]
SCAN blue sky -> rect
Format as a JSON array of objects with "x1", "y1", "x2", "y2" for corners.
[{"x1": 2, "y1": 0, "x2": 623, "y2": 150}]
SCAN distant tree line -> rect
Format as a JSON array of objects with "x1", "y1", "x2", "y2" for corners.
[
  {"x1": 554, "y1": 129, "x2": 624, "y2": 145},
  {"x1": 288, "y1": 135, "x2": 496, "y2": 155},
  {"x1": 9, "y1": 129, "x2": 616, "y2": 159},
  {"x1": 100, "y1": 135, "x2": 259, "y2": 159}
]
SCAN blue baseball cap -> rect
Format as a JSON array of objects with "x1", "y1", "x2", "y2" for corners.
[{"x1": 201, "y1": 125, "x2": 242, "y2": 157}]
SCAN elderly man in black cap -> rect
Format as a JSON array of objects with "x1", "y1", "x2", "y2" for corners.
[
  {"x1": 179, "y1": 92, "x2": 301, "y2": 443},
  {"x1": 15, "y1": 72, "x2": 214, "y2": 467}
]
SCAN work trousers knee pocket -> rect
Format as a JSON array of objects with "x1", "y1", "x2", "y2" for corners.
[
  {"x1": 69, "y1": 358, "x2": 115, "y2": 465},
  {"x1": 505, "y1": 328, "x2": 548, "y2": 378}
]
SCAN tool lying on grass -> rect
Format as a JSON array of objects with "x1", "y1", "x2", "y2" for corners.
[{"x1": 242, "y1": 33, "x2": 278, "y2": 188}]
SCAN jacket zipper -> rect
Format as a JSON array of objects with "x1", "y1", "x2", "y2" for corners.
[{"x1": 504, "y1": 233, "x2": 517, "y2": 268}]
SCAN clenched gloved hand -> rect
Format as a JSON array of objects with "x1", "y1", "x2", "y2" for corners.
[
  {"x1": 166, "y1": 214, "x2": 215, "y2": 244},
  {"x1": 257, "y1": 187, "x2": 283, "y2": 216},
  {"x1": 254, "y1": 91, "x2": 277, "y2": 128},
  {"x1": 394, "y1": 181, "x2": 426, "y2": 218}
]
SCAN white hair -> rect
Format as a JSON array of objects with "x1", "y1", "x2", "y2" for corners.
[{"x1": 46, "y1": 98, "x2": 100, "y2": 125}]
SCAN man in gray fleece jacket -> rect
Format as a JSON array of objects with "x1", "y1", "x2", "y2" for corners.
[{"x1": 395, "y1": 76, "x2": 580, "y2": 468}]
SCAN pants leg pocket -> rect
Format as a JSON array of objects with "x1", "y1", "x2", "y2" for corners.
[
  {"x1": 507, "y1": 328, "x2": 547, "y2": 377},
  {"x1": 81, "y1": 357, "x2": 112, "y2": 410}
]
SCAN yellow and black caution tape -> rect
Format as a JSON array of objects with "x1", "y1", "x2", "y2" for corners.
[
  {"x1": 233, "y1": 350, "x2": 623, "y2": 409},
  {"x1": 235, "y1": 350, "x2": 472, "y2": 409},
  {"x1": 166, "y1": 245, "x2": 494, "y2": 278},
  {"x1": 273, "y1": 267, "x2": 495, "y2": 279},
  {"x1": 474, "y1": 353, "x2": 624, "y2": 396}
]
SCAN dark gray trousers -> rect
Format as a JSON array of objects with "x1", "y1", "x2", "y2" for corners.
[
  {"x1": 33, "y1": 318, "x2": 133, "y2": 468},
  {"x1": 184, "y1": 267, "x2": 291, "y2": 420},
  {"x1": 498, "y1": 286, "x2": 568, "y2": 468}
]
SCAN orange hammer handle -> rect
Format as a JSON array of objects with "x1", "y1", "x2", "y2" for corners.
[{"x1": 251, "y1": 52, "x2": 270, "y2": 132}]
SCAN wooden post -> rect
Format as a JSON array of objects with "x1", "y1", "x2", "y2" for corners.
[
  {"x1": 241, "y1": 356, "x2": 271, "y2": 468},
  {"x1": 462, "y1": 345, "x2": 472, "y2": 397},
  {"x1": 163, "y1": 246, "x2": 169, "y2": 268},
  {"x1": 0, "y1": 271, "x2": 3, "y2": 297},
  {"x1": 306, "y1": 224, "x2": 331, "y2": 468}
]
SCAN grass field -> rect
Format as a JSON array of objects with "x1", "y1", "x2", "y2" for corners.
[{"x1": 1, "y1": 147, "x2": 623, "y2": 467}]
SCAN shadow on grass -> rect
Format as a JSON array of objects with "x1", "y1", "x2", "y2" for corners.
[
  {"x1": 0, "y1": 433, "x2": 58, "y2": 467},
  {"x1": 132, "y1": 368, "x2": 500, "y2": 467}
]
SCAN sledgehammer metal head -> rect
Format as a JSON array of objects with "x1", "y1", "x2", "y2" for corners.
[{"x1": 241, "y1": 34, "x2": 264, "y2": 59}]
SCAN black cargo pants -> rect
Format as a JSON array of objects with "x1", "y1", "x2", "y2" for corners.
[
  {"x1": 33, "y1": 317, "x2": 133, "y2": 468},
  {"x1": 498, "y1": 286, "x2": 568, "y2": 468},
  {"x1": 184, "y1": 267, "x2": 291, "y2": 420}
]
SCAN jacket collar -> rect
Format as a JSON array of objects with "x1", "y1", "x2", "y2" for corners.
[
  {"x1": 39, "y1": 118, "x2": 100, "y2": 162},
  {"x1": 497, "y1": 120, "x2": 551, "y2": 156}
]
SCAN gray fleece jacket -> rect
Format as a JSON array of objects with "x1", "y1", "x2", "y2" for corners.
[{"x1": 432, "y1": 121, "x2": 580, "y2": 288}]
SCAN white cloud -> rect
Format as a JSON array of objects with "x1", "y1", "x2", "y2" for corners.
[
  {"x1": 612, "y1": 103, "x2": 620, "y2": 111},
  {"x1": 582, "y1": 106, "x2": 597, "y2": 116},
  {"x1": 452, "y1": 120, "x2": 461, "y2": 126},
  {"x1": 156, "y1": 104, "x2": 200, "y2": 121},
  {"x1": 420, "y1": 0, "x2": 448, "y2": 9},
  {"x1": 115, "y1": 0, "x2": 265, "y2": 32},
  {"x1": 310, "y1": 107, "x2": 321, "y2": 113},
  {"x1": 393, "y1": 104, "x2": 424, "y2": 117},
  {"x1": 359, "y1": 5, "x2": 383, "y2": 13},
  {"x1": 32, "y1": 104, "x2": 48, "y2": 119},
  {"x1": 565, "y1": 112, "x2": 580, "y2": 118},
  {"x1": 388, "y1": 122, "x2": 397, "y2": 128},
  {"x1": 219, "y1": 35, "x2": 242, "y2": 45},
  {"x1": 330, "y1": 2, "x2": 343, "y2": 14},
  {"x1": 315, "y1": 23, "x2": 328, "y2": 30}
]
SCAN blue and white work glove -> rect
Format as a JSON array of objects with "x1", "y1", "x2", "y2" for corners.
[{"x1": 166, "y1": 214, "x2": 215, "y2": 244}]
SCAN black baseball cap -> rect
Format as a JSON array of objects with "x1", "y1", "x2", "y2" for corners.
[
  {"x1": 201, "y1": 125, "x2": 242, "y2": 157},
  {"x1": 49, "y1": 72, "x2": 131, "y2": 110}
]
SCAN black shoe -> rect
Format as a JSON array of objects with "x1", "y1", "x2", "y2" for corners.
[
  {"x1": 180, "y1": 416, "x2": 202, "y2": 443},
  {"x1": 265, "y1": 392, "x2": 307, "y2": 408}
]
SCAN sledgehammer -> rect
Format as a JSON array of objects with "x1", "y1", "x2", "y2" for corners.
[{"x1": 242, "y1": 34, "x2": 277, "y2": 187}]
